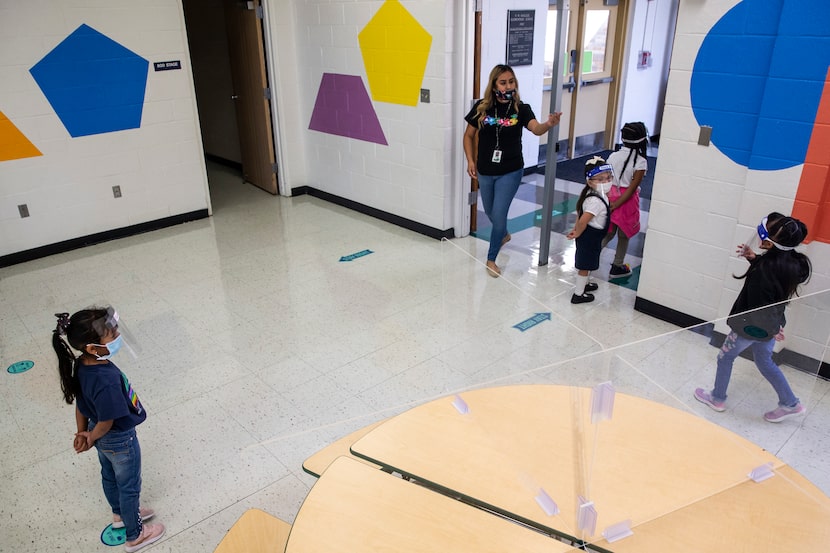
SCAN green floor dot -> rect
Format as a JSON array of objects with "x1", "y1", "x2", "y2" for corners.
[
  {"x1": 7, "y1": 360, "x2": 34, "y2": 374},
  {"x1": 101, "y1": 524, "x2": 126, "y2": 546}
]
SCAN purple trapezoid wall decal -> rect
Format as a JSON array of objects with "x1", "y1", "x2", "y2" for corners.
[{"x1": 309, "y1": 73, "x2": 387, "y2": 145}]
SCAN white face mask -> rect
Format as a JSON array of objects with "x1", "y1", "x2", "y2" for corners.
[{"x1": 596, "y1": 181, "x2": 613, "y2": 194}]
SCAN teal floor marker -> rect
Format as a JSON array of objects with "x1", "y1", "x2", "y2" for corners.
[
  {"x1": 101, "y1": 524, "x2": 126, "y2": 546},
  {"x1": 7, "y1": 360, "x2": 34, "y2": 374}
]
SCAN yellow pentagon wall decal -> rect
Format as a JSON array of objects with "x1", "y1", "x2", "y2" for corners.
[
  {"x1": 358, "y1": 0, "x2": 432, "y2": 106},
  {"x1": 0, "y1": 111, "x2": 42, "y2": 162}
]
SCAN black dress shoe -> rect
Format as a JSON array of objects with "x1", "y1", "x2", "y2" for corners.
[
  {"x1": 571, "y1": 292, "x2": 595, "y2": 304},
  {"x1": 584, "y1": 282, "x2": 598, "y2": 292}
]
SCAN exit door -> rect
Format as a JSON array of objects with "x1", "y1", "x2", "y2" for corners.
[{"x1": 547, "y1": 0, "x2": 624, "y2": 158}]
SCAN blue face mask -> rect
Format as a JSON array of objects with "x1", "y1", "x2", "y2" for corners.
[
  {"x1": 495, "y1": 89, "x2": 515, "y2": 101},
  {"x1": 93, "y1": 334, "x2": 123, "y2": 361}
]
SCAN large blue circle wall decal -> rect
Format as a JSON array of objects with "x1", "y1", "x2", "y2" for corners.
[{"x1": 690, "y1": 0, "x2": 830, "y2": 171}]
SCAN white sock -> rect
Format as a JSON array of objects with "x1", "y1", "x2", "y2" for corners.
[{"x1": 574, "y1": 274, "x2": 588, "y2": 295}]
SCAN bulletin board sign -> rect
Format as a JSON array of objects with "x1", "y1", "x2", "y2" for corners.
[{"x1": 506, "y1": 10, "x2": 535, "y2": 66}]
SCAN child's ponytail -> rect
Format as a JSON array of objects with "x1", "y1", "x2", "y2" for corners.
[
  {"x1": 53, "y1": 313, "x2": 78, "y2": 404},
  {"x1": 52, "y1": 308, "x2": 107, "y2": 405}
]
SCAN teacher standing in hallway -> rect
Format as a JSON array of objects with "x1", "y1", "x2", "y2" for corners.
[{"x1": 464, "y1": 64, "x2": 561, "y2": 277}]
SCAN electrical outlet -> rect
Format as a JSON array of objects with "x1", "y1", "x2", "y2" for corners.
[
  {"x1": 420, "y1": 88, "x2": 430, "y2": 103},
  {"x1": 112, "y1": 185, "x2": 122, "y2": 198},
  {"x1": 18, "y1": 204, "x2": 29, "y2": 218}
]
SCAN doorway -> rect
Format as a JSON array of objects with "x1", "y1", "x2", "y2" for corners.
[
  {"x1": 181, "y1": 0, "x2": 279, "y2": 201},
  {"x1": 541, "y1": 0, "x2": 627, "y2": 161}
]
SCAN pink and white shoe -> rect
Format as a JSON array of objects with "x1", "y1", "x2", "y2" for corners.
[{"x1": 124, "y1": 523, "x2": 165, "y2": 552}]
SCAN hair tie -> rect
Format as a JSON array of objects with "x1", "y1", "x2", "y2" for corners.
[{"x1": 54, "y1": 312, "x2": 70, "y2": 335}]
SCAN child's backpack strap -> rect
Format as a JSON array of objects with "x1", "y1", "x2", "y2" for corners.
[{"x1": 586, "y1": 191, "x2": 611, "y2": 232}]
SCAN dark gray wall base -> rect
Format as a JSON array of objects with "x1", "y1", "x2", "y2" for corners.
[
  {"x1": 292, "y1": 186, "x2": 455, "y2": 240},
  {"x1": 205, "y1": 154, "x2": 242, "y2": 171},
  {"x1": 635, "y1": 296, "x2": 830, "y2": 380},
  {"x1": 0, "y1": 209, "x2": 209, "y2": 268}
]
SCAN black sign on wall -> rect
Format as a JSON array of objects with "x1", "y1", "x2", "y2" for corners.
[
  {"x1": 154, "y1": 60, "x2": 182, "y2": 71},
  {"x1": 506, "y1": 10, "x2": 535, "y2": 66}
]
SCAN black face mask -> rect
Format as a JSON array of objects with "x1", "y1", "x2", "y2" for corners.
[{"x1": 494, "y1": 89, "x2": 515, "y2": 101}]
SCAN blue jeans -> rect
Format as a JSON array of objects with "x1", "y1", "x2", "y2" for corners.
[
  {"x1": 712, "y1": 331, "x2": 799, "y2": 407},
  {"x1": 478, "y1": 168, "x2": 522, "y2": 261},
  {"x1": 94, "y1": 427, "x2": 143, "y2": 541}
]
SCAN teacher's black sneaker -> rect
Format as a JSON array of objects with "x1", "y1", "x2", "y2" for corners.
[
  {"x1": 763, "y1": 403, "x2": 804, "y2": 423},
  {"x1": 609, "y1": 263, "x2": 632, "y2": 277},
  {"x1": 571, "y1": 292, "x2": 595, "y2": 304}
]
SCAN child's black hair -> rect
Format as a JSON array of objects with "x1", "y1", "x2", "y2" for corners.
[
  {"x1": 618, "y1": 122, "x2": 649, "y2": 178},
  {"x1": 734, "y1": 212, "x2": 811, "y2": 300},
  {"x1": 53, "y1": 308, "x2": 107, "y2": 404}
]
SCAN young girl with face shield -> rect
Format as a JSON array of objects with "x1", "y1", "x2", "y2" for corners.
[
  {"x1": 695, "y1": 213, "x2": 812, "y2": 422},
  {"x1": 53, "y1": 307, "x2": 165, "y2": 551},
  {"x1": 566, "y1": 157, "x2": 614, "y2": 304}
]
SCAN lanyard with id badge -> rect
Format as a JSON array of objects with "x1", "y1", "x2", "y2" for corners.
[{"x1": 491, "y1": 104, "x2": 512, "y2": 164}]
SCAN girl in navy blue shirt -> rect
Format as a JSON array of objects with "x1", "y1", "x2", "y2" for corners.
[{"x1": 53, "y1": 308, "x2": 165, "y2": 552}]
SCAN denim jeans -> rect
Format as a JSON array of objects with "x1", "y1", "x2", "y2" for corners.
[
  {"x1": 478, "y1": 168, "x2": 522, "y2": 261},
  {"x1": 94, "y1": 427, "x2": 143, "y2": 541},
  {"x1": 712, "y1": 331, "x2": 799, "y2": 407}
]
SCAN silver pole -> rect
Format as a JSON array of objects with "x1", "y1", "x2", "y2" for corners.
[{"x1": 538, "y1": 0, "x2": 569, "y2": 266}]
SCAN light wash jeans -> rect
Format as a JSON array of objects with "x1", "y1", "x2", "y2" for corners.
[
  {"x1": 94, "y1": 427, "x2": 143, "y2": 541},
  {"x1": 478, "y1": 168, "x2": 523, "y2": 261},
  {"x1": 712, "y1": 331, "x2": 799, "y2": 408}
]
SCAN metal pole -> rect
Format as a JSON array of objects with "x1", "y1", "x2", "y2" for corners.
[{"x1": 538, "y1": 0, "x2": 569, "y2": 266}]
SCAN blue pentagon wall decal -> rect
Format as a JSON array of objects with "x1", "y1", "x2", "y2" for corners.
[{"x1": 29, "y1": 24, "x2": 149, "y2": 137}]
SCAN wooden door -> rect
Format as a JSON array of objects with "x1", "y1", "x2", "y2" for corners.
[{"x1": 223, "y1": 0, "x2": 278, "y2": 194}]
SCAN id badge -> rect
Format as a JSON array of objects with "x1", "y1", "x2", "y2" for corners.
[{"x1": 491, "y1": 149, "x2": 502, "y2": 163}]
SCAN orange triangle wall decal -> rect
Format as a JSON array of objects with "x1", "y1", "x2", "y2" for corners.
[{"x1": 0, "y1": 111, "x2": 42, "y2": 162}]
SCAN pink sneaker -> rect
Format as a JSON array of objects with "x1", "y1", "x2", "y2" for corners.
[
  {"x1": 694, "y1": 388, "x2": 726, "y2": 412},
  {"x1": 764, "y1": 403, "x2": 805, "y2": 423},
  {"x1": 113, "y1": 506, "x2": 155, "y2": 529},
  {"x1": 124, "y1": 523, "x2": 165, "y2": 552}
]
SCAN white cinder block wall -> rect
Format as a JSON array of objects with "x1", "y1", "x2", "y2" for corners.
[
  {"x1": 0, "y1": 1, "x2": 209, "y2": 257},
  {"x1": 638, "y1": 0, "x2": 830, "y2": 360},
  {"x1": 264, "y1": 0, "x2": 456, "y2": 232}
]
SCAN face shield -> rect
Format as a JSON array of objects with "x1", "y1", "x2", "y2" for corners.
[
  {"x1": 586, "y1": 164, "x2": 617, "y2": 197},
  {"x1": 89, "y1": 305, "x2": 141, "y2": 359},
  {"x1": 741, "y1": 217, "x2": 797, "y2": 256}
]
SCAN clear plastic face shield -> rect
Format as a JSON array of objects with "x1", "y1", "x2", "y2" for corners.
[
  {"x1": 585, "y1": 163, "x2": 617, "y2": 197},
  {"x1": 740, "y1": 217, "x2": 797, "y2": 257},
  {"x1": 89, "y1": 305, "x2": 141, "y2": 359}
]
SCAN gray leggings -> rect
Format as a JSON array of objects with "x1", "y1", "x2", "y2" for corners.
[{"x1": 601, "y1": 226, "x2": 630, "y2": 266}]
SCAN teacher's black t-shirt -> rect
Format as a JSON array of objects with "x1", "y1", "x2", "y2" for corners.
[{"x1": 465, "y1": 100, "x2": 536, "y2": 176}]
